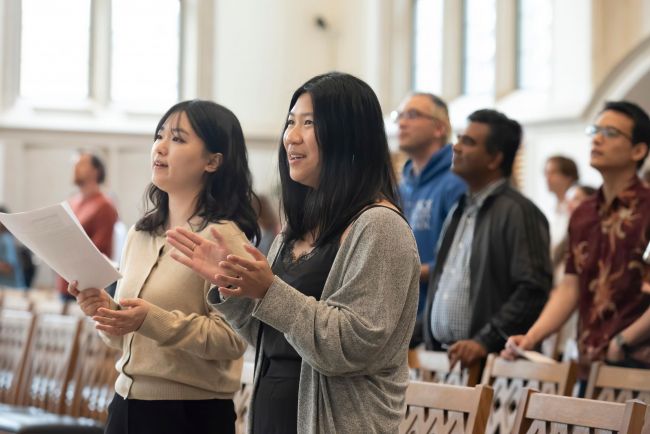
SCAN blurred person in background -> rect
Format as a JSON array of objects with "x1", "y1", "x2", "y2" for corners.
[
  {"x1": 57, "y1": 151, "x2": 118, "y2": 299},
  {"x1": 0, "y1": 206, "x2": 26, "y2": 288},
  {"x1": 393, "y1": 92, "x2": 466, "y2": 347},
  {"x1": 544, "y1": 155, "x2": 579, "y2": 257},
  {"x1": 255, "y1": 193, "x2": 280, "y2": 255}
]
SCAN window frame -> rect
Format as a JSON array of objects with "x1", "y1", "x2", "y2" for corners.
[{"x1": 0, "y1": 0, "x2": 215, "y2": 132}]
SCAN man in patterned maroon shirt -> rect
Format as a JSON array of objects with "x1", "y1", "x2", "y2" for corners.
[{"x1": 503, "y1": 101, "x2": 650, "y2": 383}]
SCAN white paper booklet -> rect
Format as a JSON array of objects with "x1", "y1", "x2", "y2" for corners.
[
  {"x1": 507, "y1": 341, "x2": 557, "y2": 364},
  {"x1": 0, "y1": 202, "x2": 122, "y2": 290}
]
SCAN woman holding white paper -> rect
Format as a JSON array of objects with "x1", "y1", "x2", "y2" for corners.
[{"x1": 68, "y1": 100, "x2": 258, "y2": 434}]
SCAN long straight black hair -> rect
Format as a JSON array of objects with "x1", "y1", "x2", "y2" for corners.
[
  {"x1": 136, "y1": 99, "x2": 260, "y2": 243},
  {"x1": 279, "y1": 72, "x2": 400, "y2": 246}
]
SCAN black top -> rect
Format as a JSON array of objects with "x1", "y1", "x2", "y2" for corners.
[{"x1": 251, "y1": 239, "x2": 339, "y2": 434}]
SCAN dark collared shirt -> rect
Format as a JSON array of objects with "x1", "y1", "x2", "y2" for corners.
[{"x1": 566, "y1": 176, "x2": 650, "y2": 375}]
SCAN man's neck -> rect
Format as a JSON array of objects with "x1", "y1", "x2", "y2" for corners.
[
  {"x1": 80, "y1": 183, "x2": 101, "y2": 199},
  {"x1": 410, "y1": 142, "x2": 444, "y2": 175},
  {"x1": 467, "y1": 172, "x2": 504, "y2": 195},
  {"x1": 553, "y1": 187, "x2": 570, "y2": 204},
  {"x1": 600, "y1": 167, "x2": 638, "y2": 205}
]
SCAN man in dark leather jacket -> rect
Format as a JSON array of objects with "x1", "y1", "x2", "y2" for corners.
[{"x1": 423, "y1": 109, "x2": 552, "y2": 369}]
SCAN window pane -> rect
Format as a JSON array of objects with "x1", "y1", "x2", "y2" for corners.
[
  {"x1": 20, "y1": 0, "x2": 91, "y2": 102},
  {"x1": 517, "y1": 0, "x2": 553, "y2": 91},
  {"x1": 462, "y1": 0, "x2": 496, "y2": 95},
  {"x1": 111, "y1": 0, "x2": 180, "y2": 110},
  {"x1": 413, "y1": 0, "x2": 444, "y2": 93}
]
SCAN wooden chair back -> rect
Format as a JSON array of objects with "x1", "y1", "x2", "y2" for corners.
[
  {"x1": 15, "y1": 313, "x2": 80, "y2": 413},
  {"x1": 234, "y1": 361, "x2": 254, "y2": 434},
  {"x1": 31, "y1": 298, "x2": 65, "y2": 315},
  {"x1": 513, "y1": 388, "x2": 646, "y2": 434},
  {"x1": 481, "y1": 354, "x2": 578, "y2": 434},
  {"x1": 0, "y1": 290, "x2": 32, "y2": 312},
  {"x1": 63, "y1": 318, "x2": 119, "y2": 422},
  {"x1": 586, "y1": 362, "x2": 650, "y2": 434},
  {"x1": 0, "y1": 309, "x2": 35, "y2": 404},
  {"x1": 410, "y1": 349, "x2": 481, "y2": 386},
  {"x1": 399, "y1": 382, "x2": 493, "y2": 434}
]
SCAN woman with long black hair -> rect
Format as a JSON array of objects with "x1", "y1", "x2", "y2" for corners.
[
  {"x1": 69, "y1": 99, "x2": 257, "y2": 434},
  {"x1": 169, "y1": 72, "x2": 420, "y2": 434}
]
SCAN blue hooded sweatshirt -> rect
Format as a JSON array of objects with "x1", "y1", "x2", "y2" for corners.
[{"x1": 399, "y1": 144, "x2": 466, "y2": 314}]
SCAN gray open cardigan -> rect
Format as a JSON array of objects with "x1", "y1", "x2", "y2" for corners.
[{"x1": 208, "y1": 207, "x2": 420, "y2": 434}]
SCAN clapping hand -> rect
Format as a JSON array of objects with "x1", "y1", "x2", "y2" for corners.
[
  {"x1": 167, "y1": 226, "x2": 274, "y2": 300},
  {"x1": 215, "y1": 245, "x2": 274, "y2": 300},
  {"x1": 167, "y1": 227, "x2": 232, "y2": 285}
]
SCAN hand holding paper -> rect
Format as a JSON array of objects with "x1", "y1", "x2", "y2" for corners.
[{"x1": 504, "y1": 339, "x2": 557, "y2": 364}]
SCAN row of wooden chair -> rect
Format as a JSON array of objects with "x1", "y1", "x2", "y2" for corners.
[
  {"x1": 0, "y1": 308, "x2": 119, "y2": 433},
  {"x1": 400, "y1": 381, "x2": 646, "y2": 434},
  {"x1": 406, "y1": 349, "x2": 650, "y2": 434},
  {"x1": 0, "y1": 288, "x2": 77, "y2": 316}
]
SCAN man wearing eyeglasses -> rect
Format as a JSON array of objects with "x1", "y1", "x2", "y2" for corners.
[
  {"x1": 393, "y1": 93, "x2": 466, "y2": 347},
  {"x1": 503, "y1": 101, "x2": 650, "y2": 387}
]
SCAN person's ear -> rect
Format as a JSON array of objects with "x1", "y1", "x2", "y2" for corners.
[
  {"x1": 632, "y1": 142, "x2": 649, "y2": 166},
  {"x1": 487, "y1": 151, "x2": 503, "y2": 172},
  {"x1": 205, "y1": 153, "x2": 223, "y2": 173}
]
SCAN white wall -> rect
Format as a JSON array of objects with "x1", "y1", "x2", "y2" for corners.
[{"x1": 2, "y1": 0, "x2": 650, "y2": 287}]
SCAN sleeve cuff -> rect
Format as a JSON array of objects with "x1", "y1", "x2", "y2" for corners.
[
  {"x1": 207, "y1": 285, "x2": 224, "y2": 305},
  {"x1": 473, "y1": 325, "x2": 505, "y2": 354},
  {"x1": 252, "y1": 275, "x2": 302, "y2": 334},
  {"x1": 137, "y1": 302, "x2": 176, "y2": 342}
]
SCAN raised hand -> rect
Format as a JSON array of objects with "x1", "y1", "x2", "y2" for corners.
[
  {"x1": 68, "y1": 280, "x2": 110, "y2": 317},
  {"x1": 167, "y1": 226, "x2": 233, "y2": 285},
  {"x1": 215, "y1": 244, "x2": 274, "y2": 300}
]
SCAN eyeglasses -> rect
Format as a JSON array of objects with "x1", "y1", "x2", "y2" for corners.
[
  {"x1": 390, "y1": 109, "x2": 437, "y2": 123},
  {"x1": 585, "y1": 124, "x2": 633, "y2": 141}
]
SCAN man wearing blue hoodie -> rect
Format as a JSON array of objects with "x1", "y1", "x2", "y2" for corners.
[{"x1": 394, "y1": 93, "x2": 466, "y2": 346}]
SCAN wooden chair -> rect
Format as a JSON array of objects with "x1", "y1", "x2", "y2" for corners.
[
  {"x1": 512, "y1": 388, "x2": 646, "y2": 434},
  {"x1": 14, "y1": 314, "x2": 81, "y2": 413},
  {"x1": 481, "y1": 354, "x2": 578, "y2": 434},
  {"x1": 63, "y1": 318, "x2": 119, "y2": 422},
  {"x1": 234, "y1": 361, "x2": 255, "y2": 434},
  {"x1": 399, "y1": 382, "x2": 493, "y2": 434},
  {"x1": 585, "y1": 362, "x2": 650, "y2": 434},
  {"x1": 30, "y1": 299, "x2": 65, "y2": 316},
  {"x1": 410, "y1": 349, "x2": 481, "y2": 386},
  {"x1": 0, "y1": 310, "x2": 35, "y2": 405},
  {"x1": 0, "y1": 314, "x2": 105, "y2": 433},
  {"x1": 0, "y1": 291, "x2": 32, "y2": 312}
]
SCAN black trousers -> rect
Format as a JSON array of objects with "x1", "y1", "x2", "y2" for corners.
[{"x1": 104, "y1": 393, "x2": 236, "y2": 434}]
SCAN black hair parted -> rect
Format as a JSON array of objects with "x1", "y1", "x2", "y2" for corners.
[
  {"x1": 136, "y1": 99, "x2": 260, "y2": 244},
  {"x1": 602, "y1": 100, "x2": 650, "y2": 168},
  {"x1": 467, "y1": 109, "x2": 522, "y2": 178},
  {"x1": 279, "y1": 72, "x2": 400, "y2": 246}
]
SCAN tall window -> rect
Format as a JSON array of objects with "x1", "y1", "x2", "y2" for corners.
[
  {"x1": 462, "y1": 0, "x2": 496, "y2": 96},
  {"x1": 412, "y1": 0, "x2": 443, "y2": 93},
  {"x1": 19, "y1": 0, "x2": 180, "y2": 111},
  {"x1": 20, "y1": 0, "x2": 91, "y2": 102},
  {"x1": 111, "y1": 0, "x2": 180, "y2": 110},
  {"x1": 517, "y1": 0, "x2": 553, "y2": 91}
]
